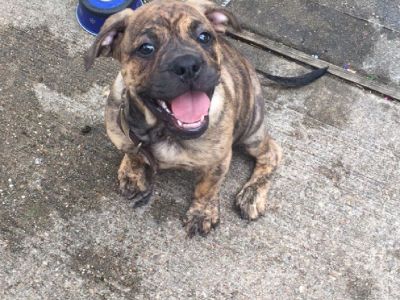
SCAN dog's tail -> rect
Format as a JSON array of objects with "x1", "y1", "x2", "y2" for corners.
[{"x1": 258, "y1": 67, "x2": 329, "y2": 87}]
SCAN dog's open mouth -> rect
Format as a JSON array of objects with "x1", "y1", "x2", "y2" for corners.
[
  {"x1": 158, "y1": 91, "x2": 210, "y2": 129},
  {"x1": 145, "y1": 90, "x2": 213, "y2": 139}
]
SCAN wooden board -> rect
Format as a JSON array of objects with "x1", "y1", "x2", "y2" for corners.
[{"x1": 227, "y1": 30, "x2": 400, "y2": 101}]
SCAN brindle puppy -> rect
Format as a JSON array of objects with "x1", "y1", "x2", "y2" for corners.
[{"x1": 85, "y1": 0, "x2": 322, "y2": 237}]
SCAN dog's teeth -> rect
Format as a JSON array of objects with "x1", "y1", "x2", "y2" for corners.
[
  {"x1": 157, "y1": 100, "x2": 172, "y2": 113},
  {"x1": 200, "y1": 116, "x2": 205, "y2": 122},
  {"x1": 158, "y1": 100, "x2": 166, "y2": 108},
  {"x1": 177, "y1": 120, "x2": 183, "y2": 127},
  {"x1": 182, "y1": 121, "x2": 202, "y2": 129}
]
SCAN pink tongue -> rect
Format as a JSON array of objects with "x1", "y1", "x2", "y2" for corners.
[{"x1": 170, "y1": 92, "x2": 211, "y2": 123}]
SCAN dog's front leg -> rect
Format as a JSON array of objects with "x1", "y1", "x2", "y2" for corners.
[
  {"x1": 118, "y1": 153, "x2": 153, "y2": 208},
  {"x1": 236, "y1": 137, "x2": 282, "y2": 220},
  {"x1": 184, "y1": 151, "x2": 232, "y2": 237}
]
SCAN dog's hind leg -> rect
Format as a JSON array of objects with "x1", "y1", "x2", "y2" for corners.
[
  {"x1": 236, "y1": 129, "x2": 282, "y2": 220},
  {"x1": 184, "y1": 151, "x2": 232, "y2": 237},
  {"x1": 118, "y1": 154, "x2": 154, "y2": 208}
]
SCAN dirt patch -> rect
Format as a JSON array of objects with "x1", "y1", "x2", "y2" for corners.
[
  {"x1": 318, "y1": 159, "x2": 350, "y2": 187},
  {"x1": 303, "y1": 80, "x2": 355, "y2": 129},
  {"x1": 346, "y1": 276, "x2": 376, "y2": 300},
  {"x1": 149, "y1": 194, "x2": 186, "y2": 224},
  {"x1": 70, "y1": 244, "x2": 141, "y2": 297},
  {"x1": 388, "y1": 249, "x2": 400, "y2": 260},
  {"x1": 148, "y1": 170, "x2": 195, "y2": 223}
]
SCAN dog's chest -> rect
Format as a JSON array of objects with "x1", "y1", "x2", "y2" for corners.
[{"x1": 151, "y1": 138, "x2": 221, "y2": 170}]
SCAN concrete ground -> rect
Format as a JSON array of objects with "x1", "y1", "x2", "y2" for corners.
[
  {"x1": 230, "y1": 0, "x2": 400, "y2": 87},
  {"x1": 1, "y1": 0, "x2": 399, "y2": 299}
]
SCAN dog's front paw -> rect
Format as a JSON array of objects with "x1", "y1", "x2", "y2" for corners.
[
  {"x1": 119, "y1": 173, "x2": 153, "y2": 208},
  {"x1": 236, "y1": 183, "x2": 268, "y2": 220},
  {"x1": 118, "y1": 163, "x2": 152, "y2": 208},
  {"x1": 183, "y1": 206, "x2": 220, "y2": 238}
]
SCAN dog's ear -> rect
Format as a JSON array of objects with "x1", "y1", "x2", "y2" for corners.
[
  {"x1": 84, "y1": 9, "x2": 134, "y2": 71},
  {"x1": 186, "y1": 0, "x2": 241, "y2": 33},
  {"x1": 205, "y1": 7, "x2": 241, "y2": 33}
]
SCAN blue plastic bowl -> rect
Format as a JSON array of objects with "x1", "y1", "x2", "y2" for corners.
[{"x1": 76, "y1": 0, "x2": 143, "y2": 35}]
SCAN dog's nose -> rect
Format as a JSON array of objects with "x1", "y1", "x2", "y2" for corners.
[{"x1": 171, "y1": 55, "x2": 203, "y2": 80}]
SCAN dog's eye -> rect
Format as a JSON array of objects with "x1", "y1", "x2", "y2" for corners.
[
  {"x1": 137, "y1": 43, "x2": 155, "y2": 57},
  {"x1": 197, "y1": 32, "x2": 212, "y2": 44}
]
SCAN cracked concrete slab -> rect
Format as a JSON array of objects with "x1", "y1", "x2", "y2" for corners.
[
  {"x1": 1, "y1": 0, "x2": 400, "y2": 299},
  {"x1": 229, "y1": 0, "x2": 400, "y2": 86},
  {"x1": 315, "y1": 0, "x2": 400, "y2": 32}
]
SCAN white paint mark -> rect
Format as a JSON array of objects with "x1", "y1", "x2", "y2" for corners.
[
  {"x1": 362, "y1": 34, "x2": 400, "y2": 85},
  {"x1": 33, "y1": 83, "x2": 108, "y2": 122},
  {"x1": 221, "y1": 0, "x2": 232, "y2": 7}
]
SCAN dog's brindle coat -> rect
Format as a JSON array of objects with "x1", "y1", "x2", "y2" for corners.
[{"x1": 86, "y1": 0, "x2": 282, "y2": 237}]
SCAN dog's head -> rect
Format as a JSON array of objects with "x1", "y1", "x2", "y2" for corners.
[{"x1": 85, "y1": 0, "x2": 240, "y2": 139}]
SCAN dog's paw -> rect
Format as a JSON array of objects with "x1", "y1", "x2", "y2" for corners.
[
  {"x1": 236, "y1": 184, "x2": 267, "y2": 220},
  {"x1": 183, "y1": 207, "x2": 219, "y2": 238},
  {"x1": 118, "y1": 167, "x2": 152, "y2": 208}
]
